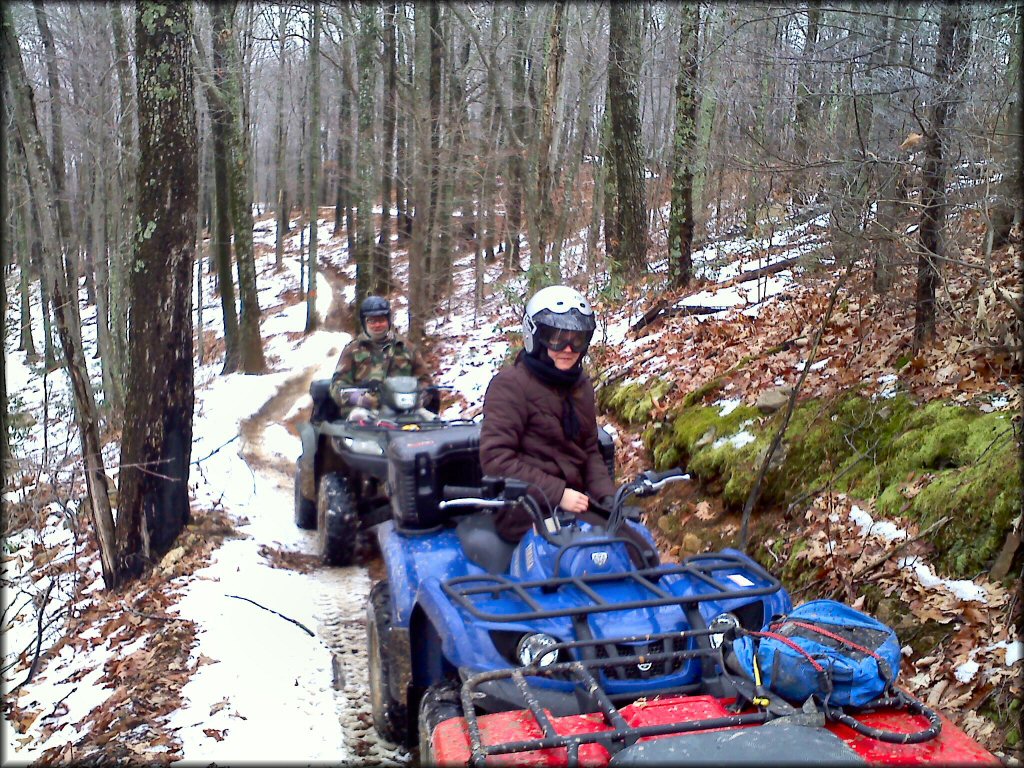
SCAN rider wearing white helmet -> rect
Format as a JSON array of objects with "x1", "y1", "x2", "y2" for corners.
[{"x1": 480, "y1": 285, "x2": 614, "y2": 542}]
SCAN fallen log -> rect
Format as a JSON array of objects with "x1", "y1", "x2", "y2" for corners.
[
  {"x1": 631, "y1": 256, "x2": 804, "y2": 333},
  {"x1": 719, "y1": 254, "x2": 802, "y2": 289},
  {"x1": 631, "y1": 303, "x2": 731, "y2": 333}
]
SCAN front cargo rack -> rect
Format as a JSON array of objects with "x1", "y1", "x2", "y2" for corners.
[
  {"x1": 442, "y1": 552, "x2": 782, "y2": 623},
  {"x1": 452, "y1": 636, "x2": 768, "y2": 768}
]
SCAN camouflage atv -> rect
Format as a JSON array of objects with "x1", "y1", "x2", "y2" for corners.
[{"x1": 295, "y1": 375, "x2": 458, "y2": 566}]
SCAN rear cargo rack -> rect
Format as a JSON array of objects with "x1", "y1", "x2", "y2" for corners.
[
  {"x1": 442, "y1": 552, "x2": 782, "y2": 622},
  {"x1": 456, "y1": 640, "x2": 768, "y2": 768}
]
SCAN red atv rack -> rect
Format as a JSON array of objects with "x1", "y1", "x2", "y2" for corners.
[{"x1": 428, "y1": 636, "x2": 1000, "y2": 767}]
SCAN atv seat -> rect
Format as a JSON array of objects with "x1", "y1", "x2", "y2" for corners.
[
  {"x1": 455, "y1": 513, "x2": 517, "y2": 575},
  {"x1": 310, "y1": 378, "x2": 341, "y2": 424}
]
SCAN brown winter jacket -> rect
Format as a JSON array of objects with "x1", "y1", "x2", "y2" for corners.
[{"x1": 480, "y1": 353, "x2": 616, "y2": 541}]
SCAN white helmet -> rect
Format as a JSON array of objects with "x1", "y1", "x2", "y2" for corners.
[{"x1": 522, "y1": 285, "x2": 596, "y2": 356}]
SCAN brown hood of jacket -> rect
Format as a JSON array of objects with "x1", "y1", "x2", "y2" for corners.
[{"x1": 480, "y1": 355, "x2": 615, "y2": 539}]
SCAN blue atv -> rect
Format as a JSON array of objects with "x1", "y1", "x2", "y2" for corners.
[{"x1": 366, "y1": 431, "x2": 792, "y2": 753}]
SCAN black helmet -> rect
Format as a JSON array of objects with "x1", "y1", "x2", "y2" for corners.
[{"x1": 359, "y1": 295, "x2": 391, "y2": 335}]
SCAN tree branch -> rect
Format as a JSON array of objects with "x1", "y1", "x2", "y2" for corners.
[
  {"x1": 739, "y1": 261, "x2": 854, "y2": 550},
  {"x1": 225, "y1": 594, "x2": 314, "y2": 637}
]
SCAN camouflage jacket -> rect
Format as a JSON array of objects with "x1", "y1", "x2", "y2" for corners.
[{"x1": 330, "y1": 332, "x2": 431, "y2": 403}]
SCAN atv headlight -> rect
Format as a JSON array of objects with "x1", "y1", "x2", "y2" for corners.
[
  {"x1": 343, "y1": 436, "x2": 383, "y2": 456},
  {"x1": 517, "y1": 633, "x2": 559, "y2": 667},
  {"x1": 391, "y1": 392, "x2": 418, "y2": 410},
  {"x1": 708, "y1": 612, "x2": 741, "y2": 649}
]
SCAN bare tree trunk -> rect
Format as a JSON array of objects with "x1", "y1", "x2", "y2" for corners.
[
  {"x1": 212, "y1": 1, "x2": 265, "y2": 373},
  {"x1": 305, "y1": 0, "x2": 321, "y2": 333},
  {"x1": 668, "y1": 3, "x2": 699, "y2": 288},
  {"x1": 109, "y1": 2, "x2": 134, "y2": 373},
  {"x1": 608, "y1": 3, "x2": 647, "y2": 276},
  {"x1": 116, "y1": 0, "x2": 198, "y2": 581},
  {"x1": 334, "y1": 75, "x2": 351, "y2": 238},
  {"x1": 914, "y1": 4, "x2": 971, "y2": 350},
  {"x1": 408, "y1": 1, "x2": 434, "y2": 343},
  {"x1": 426, "y1": 2, "x2": 442, "y2": 291},
  {"x1": 90, "y1": 145, "x2": 122, "y2": 411},
  {"x1": 1, "y1": 127, "x2": 10, "y2": 485},
  {"x1": 377, "y1": 1, "x2": 399, "y2": 295},
  {"x1": 987, "y1": 4, "x2": 1022, "y2": 249},
  {"x1": 601, "y1": 95, "x2": 618, "y2": 264},
  {"x1": 12, "y1": 168, "x2": 38, "y2": 359},
  {"x1": 355, "y1": 4, "x2": 380, "y2": 301},
  {"x1": 274, "y1": 4, "x2": 288, "y2": 270},
  {"x1": 791, "y1": 1, "x2": 822, "y2": 206},
  {"x1": 505, "y1": 4, "x2": 528, "y2": 272},
  {"x1": 536, "y1": 2, "x2": 565, "y2": 270},
  {"x1": 3, "y1": 4, "x2": 118, "y2": 587},
  {"x1": 207, "y1": 36, "x2": 241, "y2": 373},
  {"x1": 32, "y1": 1, "x2": 74, "y2": 249}
]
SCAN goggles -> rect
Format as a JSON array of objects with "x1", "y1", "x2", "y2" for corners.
[{"x1": 539, "y1": 326, "x2": 592, "y2": 353}]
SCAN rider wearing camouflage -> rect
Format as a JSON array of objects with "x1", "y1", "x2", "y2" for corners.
[{"x1": 330, "y1": 295, "x2": 433, "y2": 409}]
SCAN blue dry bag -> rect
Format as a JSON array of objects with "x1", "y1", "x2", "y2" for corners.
[{"x1": 732, "y1": 599, "x2": 902, "y2": 708}]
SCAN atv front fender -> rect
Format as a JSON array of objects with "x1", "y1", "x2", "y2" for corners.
[{"x1": 415, "y1": 581, "x2": 499, "y2": 673}]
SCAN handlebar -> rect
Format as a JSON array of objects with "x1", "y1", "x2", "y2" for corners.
[
  {"x1": 442, "y1": 485, "x2": 488, "y2": 501},
  {"x1": 633, "y1": 468, "x2": 690, "y2": 496},
  {"x1": 438, "y1": 498, "x2": 510, "y2": 511},
  {"x1": 440, "y1": 470, "x2": 689, "y2": 539}
]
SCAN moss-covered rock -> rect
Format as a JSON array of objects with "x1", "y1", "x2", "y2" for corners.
[
  {"x1": 600, "y1": 382, "x2": 1021, "y2": 582},
  {"x1": 598, "y1": 377, "x2": 674, "y2": 425}
]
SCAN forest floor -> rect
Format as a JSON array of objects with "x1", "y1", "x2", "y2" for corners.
[{"x1": 2, "y1": 203, "x2": 1021, "y2": 765}]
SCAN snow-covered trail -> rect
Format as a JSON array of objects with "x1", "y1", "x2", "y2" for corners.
[
  {"x1": 235, "y1": 354, "x2": 409, "y2": 765},
  {"x1": 172, "y1": 266, "x2": 410, "y2": 765}
]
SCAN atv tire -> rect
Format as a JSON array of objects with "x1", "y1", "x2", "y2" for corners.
[
  {"x1": 294, "y1": 461, "x2": 317, "y2": 530},
  {"x1": 417, "y1": 680, "x2": 462, "y2": 766},
  {"x1": 317, "y1": 473, "x2": 357, "y2": 566},
  {"x1": 368, "y1": 581, "x2": 408, "y2": 746}
]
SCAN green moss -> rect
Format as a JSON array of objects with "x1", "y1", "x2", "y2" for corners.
[
  {"x1": 599, "y1": 378, "x2": 673, "y2": 426},
  {"x1": 601, "y1": 382, "x2": 1021, "y2": 582}
]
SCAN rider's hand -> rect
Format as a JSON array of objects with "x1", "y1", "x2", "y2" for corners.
[
  {"x1": 358, "y1": 392, "x2": 380, "y2": 410},
  {"x1": 559, "y1": 488, "x2": 589, "y2": 514}
]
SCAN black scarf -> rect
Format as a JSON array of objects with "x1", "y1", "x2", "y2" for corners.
[{"x1": 520, "y1": 350, "x2": 582, "y2": 442}]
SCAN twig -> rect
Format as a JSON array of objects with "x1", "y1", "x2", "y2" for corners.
[
  {"x1": 191, "y1": 435, "x2": 241, "y2": 466},
  {"x1": 126, "y1": 607, "x2": 187, "y2": 623},
  {"x1": 12, "y1": 578, "x2": 56, "y2": 693},
  {"x1": 851, "y1": 515, "x2": 952, "y2": 580},
  {"x1": 739, "y1": 261, "x2": 854, "y2": 550},
  {"x1": 225, "y1": 594, "x2": 314, "y2": 637},
  {"x1": 43, "y1": 686, "x2": 77, "y2": 720},
  {"x1": 784, "y1": 451, "x2": 868, "y2": 515}
]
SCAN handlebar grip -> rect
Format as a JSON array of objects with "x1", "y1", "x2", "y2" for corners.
[
  {"x1": 442, "y1": 485, "x2": 484, "y2": 500},
  {"x1": 643, "y1": 467, "x2": 686, "y2": 484}
]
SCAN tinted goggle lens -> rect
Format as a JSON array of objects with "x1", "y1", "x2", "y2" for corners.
[{"x1": 540, "y1": 328, "x2": 591, "y2": 352}]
